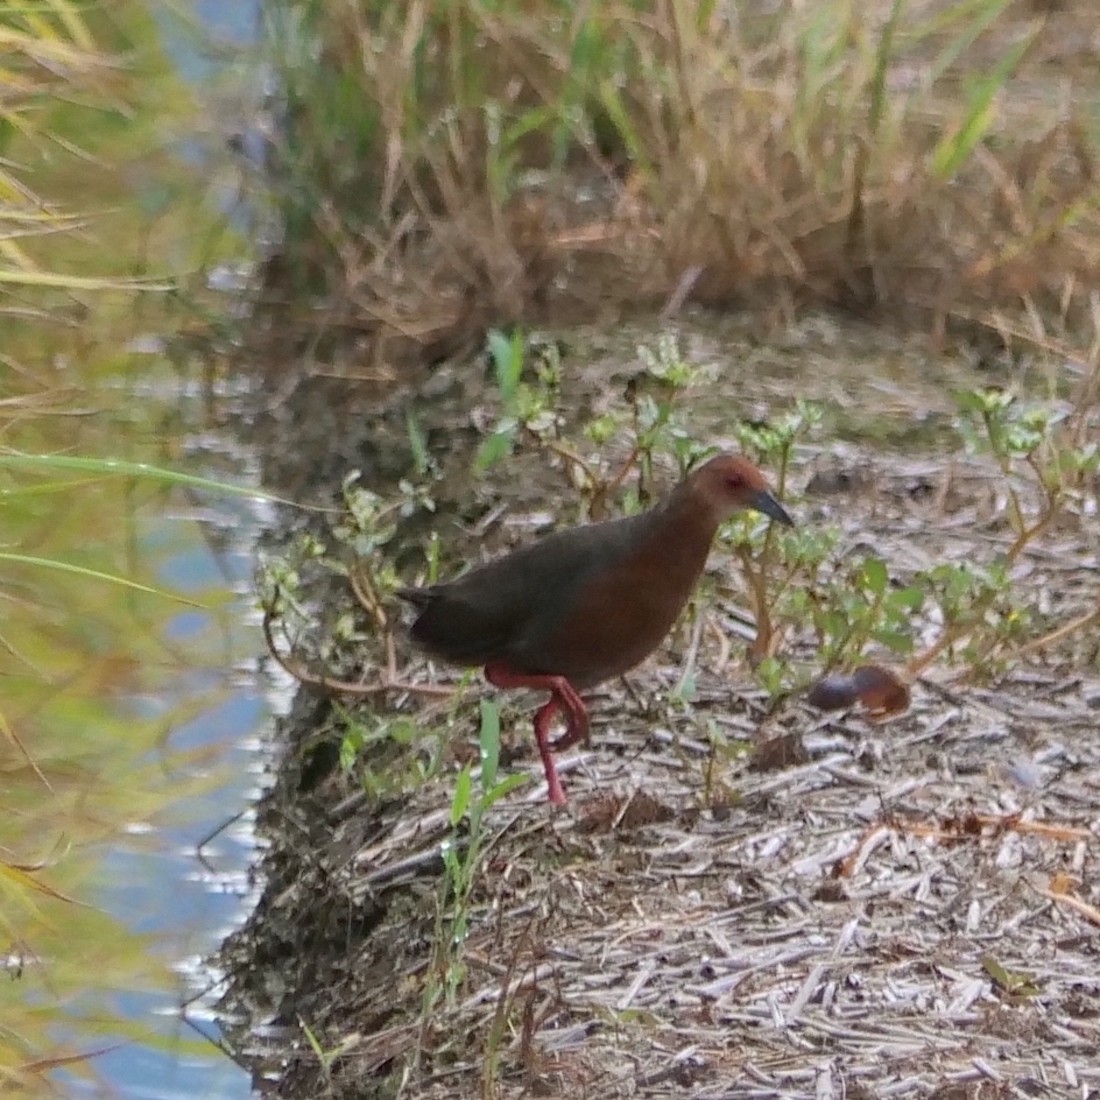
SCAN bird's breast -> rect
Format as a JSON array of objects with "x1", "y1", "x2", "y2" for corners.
[{"x1": 516, "y1": 507, "x2": 717, "y2": 688}]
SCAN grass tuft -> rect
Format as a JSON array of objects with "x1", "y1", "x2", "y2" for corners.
[{"x1": 259, "y1": 0, "x2": 1100, "y2": 364}]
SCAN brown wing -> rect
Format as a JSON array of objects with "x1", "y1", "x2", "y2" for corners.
[{"x1": 398, "y1": 511, "x2": 657, "y2": 669}]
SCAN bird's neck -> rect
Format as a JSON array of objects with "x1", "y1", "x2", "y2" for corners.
[{"x1": 637, "y1": 487, "x2": 722, "y2": 584}]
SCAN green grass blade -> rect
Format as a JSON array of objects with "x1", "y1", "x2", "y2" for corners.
[
  {"x1": 931, "y1": 29, "x2": 1037, "y2": 180},
  {"x1": 0, "y1": 553, "x2": 206, "y2": 608},
  {"x1": 0, "y1": 453, "x2": 299, "y2": 505}
]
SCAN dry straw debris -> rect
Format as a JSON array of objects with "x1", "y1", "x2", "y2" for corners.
[{"x1": 224, "y1": 421, "x2": 1100, "y2": 1099}]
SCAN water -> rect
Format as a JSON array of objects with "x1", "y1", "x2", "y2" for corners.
[
  {"x1": 37, "y1": 416, "x2": 269, "y2": 1100},
  {"x1": 47, "y1": 5, "x2": 270, "y2": 1097}
]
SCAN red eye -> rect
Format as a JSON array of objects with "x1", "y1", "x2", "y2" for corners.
[{"x1": 726, "y1": 474, "x2": 745, "y2": 490}]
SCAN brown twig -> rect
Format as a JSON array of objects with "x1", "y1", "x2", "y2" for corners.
[
  {"x1": 1038, "y1": 885, "x2": 1100, "y2": 929},
  {"x1": 836, "y1": 824, "x2": 891, "y2": 878},
  {"x1": 262, "y1": 607, "x2": 453, "y2": 699},
  {"x1": 586, "y1": 444, "x2": 641, "y2": 520},
  {"x1": 905, "y1": 619, "x2": 973, "y2": 679},
  {"x1": 1010, "y1": 604, "x2": 1100, "y2": 660},
  {"x1": 538, "y1": 439, "x2": 597, "y2": 491},
  {"x1": 350, "y1": 561, "x2": 400, "y2": 681},
  {"x1": 738, "y1": 550, "x2": 777, "y2": 665},
  {"x1": 838, "y1": 811, "x2": 1090, "y2": 879}
]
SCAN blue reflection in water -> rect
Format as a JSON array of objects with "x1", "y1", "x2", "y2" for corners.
[{"x1": 58, "y1": 520, "x2": 265, "y2": 1099}]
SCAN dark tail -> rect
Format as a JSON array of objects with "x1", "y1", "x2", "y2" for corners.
[{"x1": 395, "y1": 586, "x2": 432, "y2": 611}]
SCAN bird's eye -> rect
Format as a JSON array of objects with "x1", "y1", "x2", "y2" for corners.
[{"x1": 725, "y1": 474, "x2": 745, "y2": 490}]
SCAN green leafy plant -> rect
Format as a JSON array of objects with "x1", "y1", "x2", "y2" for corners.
[
  {"x1": 543, "y1": 333, "x2": 713, "y2": 520},
  {"x1": 476, "y1": 328, "x2": 564, "y2": 471},
  {"x1": 792, "y1": 557, "x2": 925, "y2": 671},
  {"x1": 887, "y1": 385, "x2": 1098, "y2": 680},
  {"x1": 721, "y1": 400, "x2": 824, "y2": 662},
  {"x1": 299, "y1": 1016, "x2": 358, "y2": 1082},
  {"x1": 957, "y1": 387, "x2": 1096, "y2": 553},
  {"x1": 425, "y1": 700, "x2": 527, "y2": 1011},
  {"x1": 741, "y1": 384, "x2": 1098, "y2": 698},
  {"x1": 258, "y1": 468, "x2": 437, "y2": 680}
]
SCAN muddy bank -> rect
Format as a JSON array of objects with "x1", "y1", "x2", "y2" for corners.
[{"x1": 218, "y1": 314, "x2": 1100, "y2": 1099}]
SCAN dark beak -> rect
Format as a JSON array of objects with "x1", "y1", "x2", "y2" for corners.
[{"x1": 751, "y1": 489, "x2": 794, "y2": 527}]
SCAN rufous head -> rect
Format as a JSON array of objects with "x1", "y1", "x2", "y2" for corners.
[{"x1": 686, "y1": 453, "x2": 794, "y2": 526}]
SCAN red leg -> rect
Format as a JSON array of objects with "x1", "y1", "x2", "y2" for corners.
[
  {"x1": 550, "y1": 700, "x2": 590, "y2": 752},
  {"x1": 533, "y1": 699, "x2": 566, "y2": 805},
  {"x1": 484, "y1": 663, "x2": 590, "y2": 804},
  {"x1": 483, "y1": 664, "x2": 589, "y2": 746}
]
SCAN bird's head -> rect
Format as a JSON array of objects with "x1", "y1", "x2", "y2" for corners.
[{"x1": 688, "y1": 453, "x2": 794, "y2": 526}]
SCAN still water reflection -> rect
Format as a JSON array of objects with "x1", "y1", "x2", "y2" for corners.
[
  {"x1": 1, "y1": 5, "x2": 270, "y2": 1097},
  {"x1": 40, "y1": 407, "x2": 269, "y2": 1100},
  {"x1": 87, "y1": 5, "x2": 267, "y2": 1096}
]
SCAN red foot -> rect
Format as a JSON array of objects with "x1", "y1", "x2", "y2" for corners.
[{"x1": 484, "y1": 663, "x2": 590, "y2": 805}]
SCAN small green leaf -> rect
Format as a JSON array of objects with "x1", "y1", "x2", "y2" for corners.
[
  {"x1": 756, "y1": 656, "x2": 785, "y2": 696},
  {"x1": 405, "y1": 410, "x2": 430, "y2": 475},
  {"x1": 671, "y1": 670, "x2": 696, "y2": 701},
  {"x1": 862, "y1": 558, "x2": 888, "y2": 595},
  {"x1": 339, "y1": 736, "x2": 358, "y2": 773},
  {"x1": 584, "y1": 414, "x2": 617, "y2": 445},
  {"x1": 475, "y1": 427, "x2": 515, "y2": 471},
  {"x1": 890, "y1": 587, "x2": 925, "y2": 610},
  {"x1": 981, "y1": 954, "x2": 1040, "y2": 997},
  {"x1": 450, "y1": 768, "x2": 472, "y2": 826},
  {"x1": 388, "y1": 719, "x2": 418, "y2": 745},
  {"x1": 483, "y1": 772, "x2": 528, "y2": 809},
  {"x1": 954, "y1": 388, "x2": 987, "y2": 413},
  {"x1": 487, "y1": 328, "x2": 524, "y2": 402},
  {"x1": 873, "y1": 628, "x2": 914, "y2": 654}
]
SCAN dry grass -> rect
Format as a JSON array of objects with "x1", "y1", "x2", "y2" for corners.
[
  {"x1": 257, "y1": 0, "x2": 1100, "y2": 372},
  {"x1": 336, "y1": 673, "x2": 1100, "y2": 1100}
]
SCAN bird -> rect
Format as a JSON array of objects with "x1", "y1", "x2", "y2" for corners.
[{"x1": 397, "y1": 453, "x2": 794, "y2": 805}]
